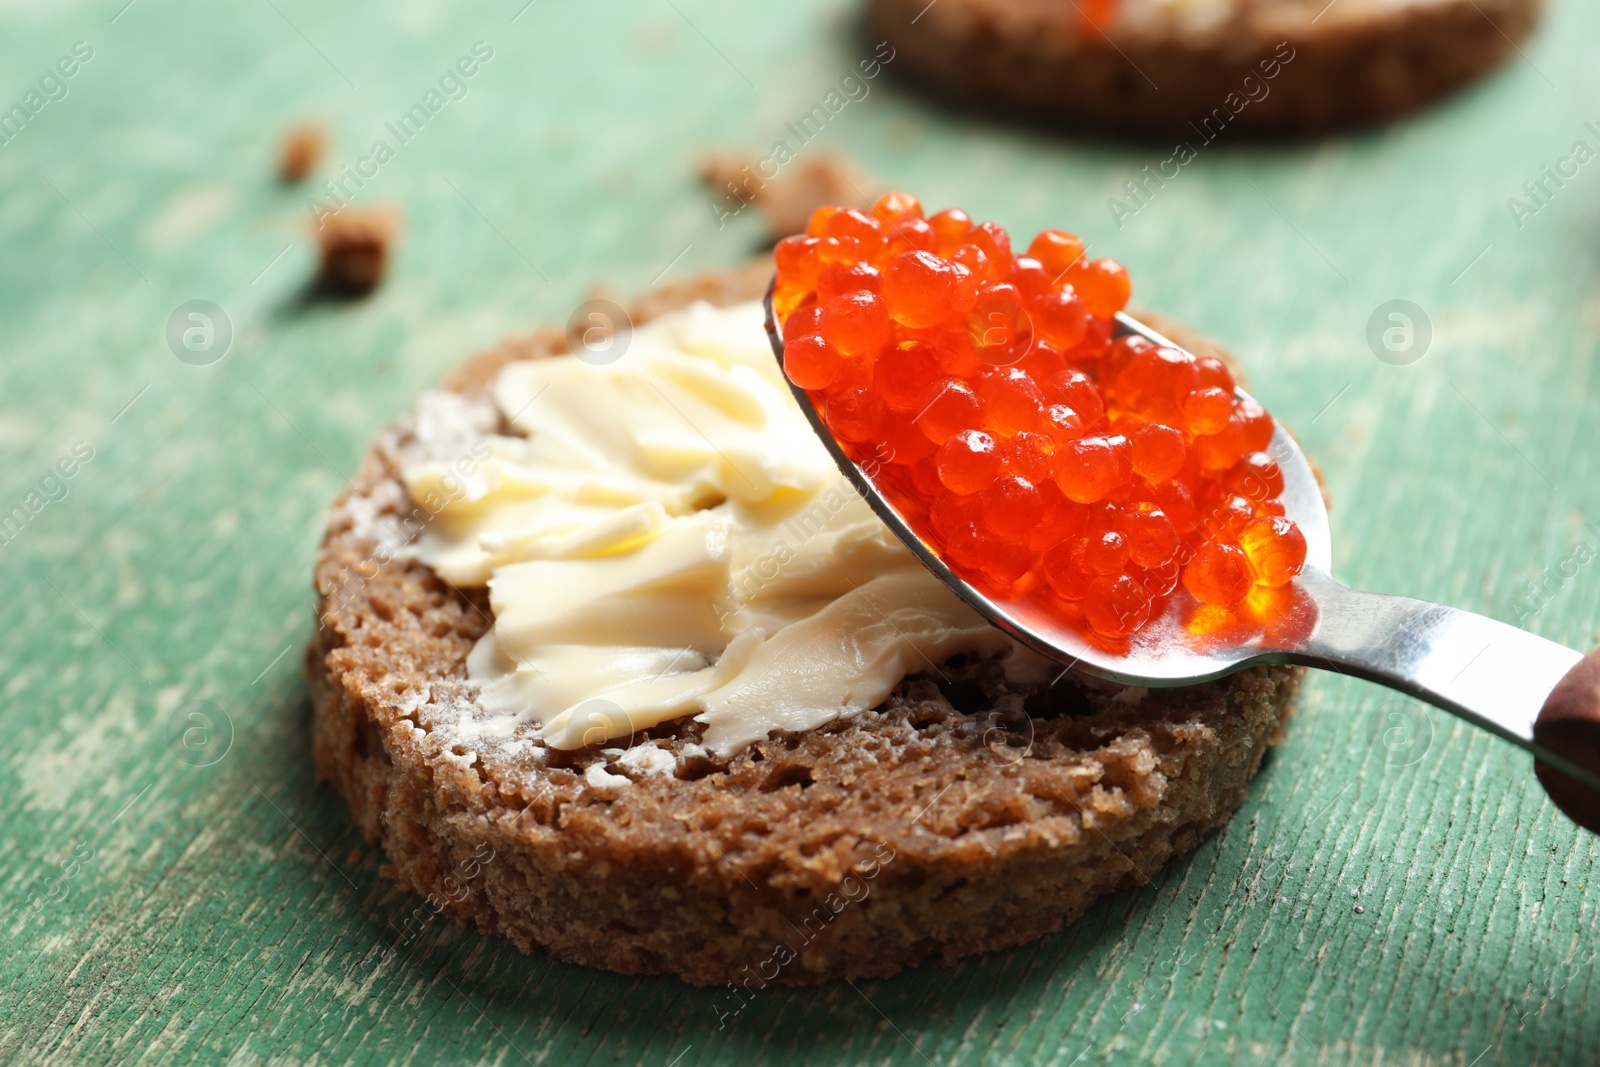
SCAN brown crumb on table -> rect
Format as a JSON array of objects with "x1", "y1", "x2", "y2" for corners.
[
  {"x1": 313, "y1": 205, "x2": 400, "y2": 295},
  {"x1": 699, "y1": 150, "x2": 877, "y2": 241},
  {"x1": 277, "y1": 121, "x2": 326, "y2": 184}
]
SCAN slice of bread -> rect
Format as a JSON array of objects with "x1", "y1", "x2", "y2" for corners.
[
  {"x1": 307, "y1": 262, "x2": 1303, "y2": 986},
  {"x1": 866, "y1": 0, "x2": 1540, "y2": 134}
]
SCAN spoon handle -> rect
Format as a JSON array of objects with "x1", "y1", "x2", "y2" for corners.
[
  {"x1": 1531, "y1": 653, "x2": 1600, "y2": 833},
  {"x1": 1291, "y1": 569, "x2": 1600, "y2": 830}
]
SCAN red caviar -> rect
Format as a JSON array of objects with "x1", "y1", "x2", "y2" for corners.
[{"x1": 774, "y1": 192, "x2": 1306, "y2": 642}]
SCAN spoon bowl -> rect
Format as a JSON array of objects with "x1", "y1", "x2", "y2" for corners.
[{"x1": 764, "y1": 283, "x2": 1600, "y2": 830}]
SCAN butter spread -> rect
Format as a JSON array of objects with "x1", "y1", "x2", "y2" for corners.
[{"x1": 400, "y1": 300, "x2": 1026, "y2": 758}]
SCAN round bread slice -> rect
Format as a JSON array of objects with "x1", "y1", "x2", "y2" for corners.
[
  {"x1": 866, "y1": 0, "x2": 1539, "y2": 135},
  {"x1": 307, "y1": 262, "x2": 1304, "y2": 986}
]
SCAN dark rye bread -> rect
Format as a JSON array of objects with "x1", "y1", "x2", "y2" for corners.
[
  {"x1": 866, "y1": 0, "x2": 1539, "y2": 135},
  {"x1": 307, "y1": 262, "x2": 1304, "y2": 986}
]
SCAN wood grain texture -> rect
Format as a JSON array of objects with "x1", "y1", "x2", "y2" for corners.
[{"x1": 1, "y1": 0, "x2": 1598, "y2": 1063}]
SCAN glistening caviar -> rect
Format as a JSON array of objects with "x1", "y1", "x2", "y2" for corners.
[{"x1": 773, "y1": 192, "x2": 1306, "y2": 642}]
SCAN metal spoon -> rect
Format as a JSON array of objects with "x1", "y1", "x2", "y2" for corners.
[{"x1": 764, "y1": 287, "x2": 1600, "y2": 833}]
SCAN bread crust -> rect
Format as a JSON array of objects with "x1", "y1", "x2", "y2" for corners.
[
  {"x1": 307, "y1": 264, "x2": 1303, "y2": 986},
  {"x1": 866, "y1": 0, "x2": 1540, "y2": 135}
]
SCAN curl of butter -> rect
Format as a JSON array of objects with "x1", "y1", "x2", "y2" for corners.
[{"x1": 404, "y1": 300, "x2": 1018, "y2": 757}]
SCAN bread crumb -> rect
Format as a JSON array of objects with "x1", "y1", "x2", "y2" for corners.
[
  {"x1": 699, "y1": 150, "x2": 875, "y2": 241},
  {"x1": 278, "y1": 121, "x2": 326, "y2": 184},
  {"x1": 313, "y1": 205, "x2": 399, "y2": 295}
]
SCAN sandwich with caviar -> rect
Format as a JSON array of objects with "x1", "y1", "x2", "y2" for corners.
[
  {"x1": 865, "y1": 0, "x2": 1540, "y2": 135},
  {"x1": 308, "y1": 194, "x2": 1308, "y2": 986}
]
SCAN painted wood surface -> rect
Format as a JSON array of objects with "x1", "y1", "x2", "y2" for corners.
[{"x1": 2, "y1": 0, "x2": 1599, "y2": 1062}]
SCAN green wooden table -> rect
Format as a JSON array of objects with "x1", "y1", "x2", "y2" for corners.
[{"x1": 4, "y1": 0, "x2": 1599, "y2": 1062}]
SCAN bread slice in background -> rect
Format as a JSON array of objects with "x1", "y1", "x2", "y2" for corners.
[{"x1": 865, "y1": 0, "x2": 1541, "y2": 134}]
